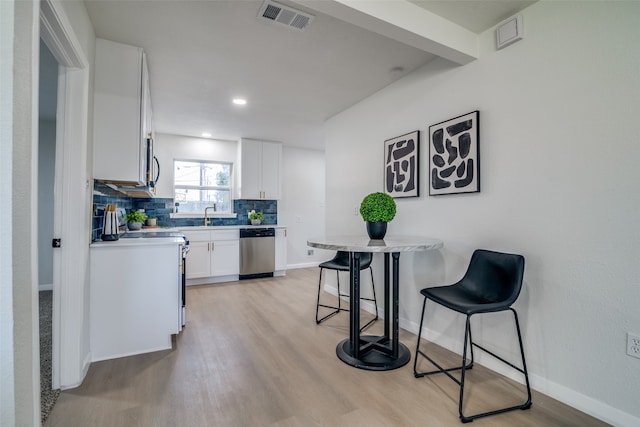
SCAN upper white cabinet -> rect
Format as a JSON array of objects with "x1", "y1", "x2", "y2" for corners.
[
  {"x1": 237, "y1": 138, "x2": 282, "y2": 199},
  {"x1": 93, "y1": 38, "x2": 152, "y2": 184}
]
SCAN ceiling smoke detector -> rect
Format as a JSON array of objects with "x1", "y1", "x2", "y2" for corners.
[{"x1": 258, "y1": 0, "x2": 314, "y2": 31}]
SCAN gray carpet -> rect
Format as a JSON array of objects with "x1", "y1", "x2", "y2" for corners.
[{"x1": 39, "y1": 290, "x2": 60, "y2": 424}]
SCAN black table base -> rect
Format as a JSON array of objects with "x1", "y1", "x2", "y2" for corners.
[
  {"x1": 336, "y1": 336, "x2": 411, "y2": 371},
  {"x1": 336, "y1": 252, "x2": 410, "y2": 371}
]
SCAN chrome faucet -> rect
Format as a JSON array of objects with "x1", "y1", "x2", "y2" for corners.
[{"x1": 204, "y1": 204, "x2": 217, "y2": 226}]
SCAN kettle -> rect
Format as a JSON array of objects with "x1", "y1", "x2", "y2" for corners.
[{"x1": 101, "y1": 204, "x2": 120, "y2": 241}]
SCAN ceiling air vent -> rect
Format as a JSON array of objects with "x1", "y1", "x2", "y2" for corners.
[{"x1": 258, "y1": 0, "x2": 314, "y2": 31}]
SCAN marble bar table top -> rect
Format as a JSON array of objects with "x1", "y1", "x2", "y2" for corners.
[{"x1": 307, "y1": 235, "x2": 443, "y2": 253}]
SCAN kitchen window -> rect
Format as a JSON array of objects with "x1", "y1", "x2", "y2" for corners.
[{"x1": 174, "y1": 160, "x2": 232, "y2": 214}]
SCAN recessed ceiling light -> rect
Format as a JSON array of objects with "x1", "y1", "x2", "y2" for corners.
[
  {"x1": 232, "y1": 98, "x2": 247, "y2": 105},
  {"x1": 202, "y1": 132, "x2": 212, "y2": 137}
]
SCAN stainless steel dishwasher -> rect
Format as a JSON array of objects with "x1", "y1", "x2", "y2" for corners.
[{"x1": 239, "y1": 227, "x2": 275, "y2": 280}]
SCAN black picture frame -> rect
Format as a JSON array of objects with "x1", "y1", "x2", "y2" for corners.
[
  {"x1": 384, "y1": 130, "x2": 419, "y2": 198},
  {"x1": 428, "y1": 111, "x2": 480, "y2": 196}
]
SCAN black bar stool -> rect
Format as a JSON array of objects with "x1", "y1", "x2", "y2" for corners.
[
  {"x1": 413, "y1": 249, "x2": 532, "y2": 423},
  {"x1": 315, "y1": 251, "x2": 378, "y2": 331}
]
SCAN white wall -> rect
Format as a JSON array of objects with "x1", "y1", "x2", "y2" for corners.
[
  {"x1": 324, "y1": 2, "x2": 640, "y2": 426},
  {"x1": 154, "y1": 133, "x2": 238, "y2": 199},
  {"x1": 280, "y1": 146, "x2": 328, "y2": 267},
  {"x1": 1, "y1": 2, "x2": 21, "y2": 424},
  {"x1": 1, "y1": 0, "x2": 96, "y2": 423},
  {"x1": 2, "y1": 0, "x2": 41, "y2": 424}
]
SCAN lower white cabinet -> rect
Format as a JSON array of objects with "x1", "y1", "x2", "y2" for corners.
[
  {"x1": 186, "y1": 241, "x2": 211, "y2": 278},
  {"x1": 90, "y1": 241, "x2": 182, "y2": 361},
  {"x1": 181, "y1": 227, "x2": 286, "y2": 281},
  {"x1": 181, "y1": 229, "x2": 239, "y2": 283},
  {"x1": 212, "y1": 239, "x2": 240, "y2": 276}
]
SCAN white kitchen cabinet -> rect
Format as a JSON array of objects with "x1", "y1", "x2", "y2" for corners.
[
  {"x1": 211, "y1": 239, "x2": 240, "y2": 276},
  {"x1": 90, "y1": 242, "x2": 181, "y2": 361},
  {"x1": 93, "y1": 38, "x2": 152, "y2": 184},
  {"x1": 275, "y1": 227, "x2": 287, "y2": 276},
  {"x1": 185, "y1": 240, "x2": 210, "y2": 279},
  {"x1": 237, "y1": 138, "x2": 282, "y2": 199},
  {"x1": 181, "y1": 229, "x2": 239, "y2": 283}
]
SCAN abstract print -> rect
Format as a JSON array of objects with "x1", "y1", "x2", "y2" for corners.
[
  {"x1": 429, "y1": 111, "x2": 480, "y2": 195},
  {"x1": 384, "y1": 131, "x2": 419, "y2": 198}
]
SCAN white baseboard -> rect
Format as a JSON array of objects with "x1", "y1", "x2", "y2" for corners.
[
  {"x1": 186, "y1": 275, "x2": 239, "y2": 286},
  {"x1": 60, "y1": 351, "x2": 92, "y2": 391},
  {"x1": 286, "y1": 261, "x2": 319, "y2": 270},
  {"x1": 527, "y1": 374, "x2": 640, "y2": 427},
  {"x1": 81, "y1": 351, "x2": 91, "y2": 383},
  {"x1": 39, "y1": 283, "x2": 53, "y2": 291}
]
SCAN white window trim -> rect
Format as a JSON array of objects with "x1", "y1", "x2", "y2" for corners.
[{"x1": 173, "y1": 159, "x2": 234, "y2": 214}]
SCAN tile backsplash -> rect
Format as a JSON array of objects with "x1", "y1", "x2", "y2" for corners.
[
  {"x1": 92, "y1": 183, "x2": 133, "y2": 241},
  {"x1": 92, "y1": 182, "x2": 278, "y2": 241}
]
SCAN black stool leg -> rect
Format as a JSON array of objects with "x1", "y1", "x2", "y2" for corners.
[
  {"x1": 315, "y1": 267, "x2": 323, "y2": 323},
  {"x1": 413, "y1": 300, "x2": 474, "y2": 382},
  {"x1": 316, "y1": 263, "x2": 379, "y2": 331},
  {"x1": 316, "y1": 267, "x2": 342, "y2": 324},
  {"x1": 512, "y1": 308, "x2": 532, "y2": 409},
  {"x1": 369, "y1": 266, "x2": 378, "y2": 321},
  {"x1": 459, "y1": 315, "x2": 472, "y2": 422},
  {"x1": 458, "y1": 310, "x2": 532, "y2": 422},
  {"x1": 413, "y1": 297, "x2": 428, "y2": 375}
]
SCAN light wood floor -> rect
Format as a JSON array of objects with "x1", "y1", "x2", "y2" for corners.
[{"x1": 46, "y1": 268, "x2": 609, "y2": 427}]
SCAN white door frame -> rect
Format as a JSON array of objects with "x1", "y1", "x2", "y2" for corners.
[{"x1": 40, "y1": 0, "x2": 91, "y2": 389}]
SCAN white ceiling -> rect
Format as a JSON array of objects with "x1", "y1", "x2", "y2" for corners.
[{"x1": 83, "y1": 0, "x2": 535, "y2": 150}]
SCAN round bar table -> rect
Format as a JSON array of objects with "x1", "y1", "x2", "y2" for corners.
[{"x1": 307, "y1": 235, "x2": 443, "y2": 371}]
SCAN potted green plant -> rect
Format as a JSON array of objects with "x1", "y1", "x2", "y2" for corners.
[
  {"x1": 249, "y1": 211, "x2": 264, "y2": 225},
  {"x1": 359, "y1": 192, "x2": 396, "y2": 239},
  {"x1": 125, "y1": 210, "x2": 147, "y2": 230}
]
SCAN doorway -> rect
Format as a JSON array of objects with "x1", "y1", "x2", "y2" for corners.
[
  {"x1": 39, "y1": 0, "x2": 92, "y2": 407},
  {"x1": 38, "y1": 38, "x2": 61, "y2": 423}
]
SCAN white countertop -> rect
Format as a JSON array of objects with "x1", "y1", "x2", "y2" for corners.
[
  {"x1": 177, "y1": 225, "x2": 286, "y2": 231},
  {"x1": 91, "y1": 236, "x2": 186, "y2": 248},
  {"x1": 91, "y1": 225, "x2": 286, "y2": 246}
]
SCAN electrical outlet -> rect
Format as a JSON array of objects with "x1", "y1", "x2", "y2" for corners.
[
  {"x1": 627, "y1": 332, "x2": 640, "y2": 359},
  {"x1": 307, "y1": 249, "x2": 314, "y2": 256}
]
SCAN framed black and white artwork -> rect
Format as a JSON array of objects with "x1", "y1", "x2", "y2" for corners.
[
  {"x1": 429, "y1": 111, "x2": 480, "y2": 196},
  {"x1": 384, "y1": 130, "x2": 419, "y2": 198}
]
